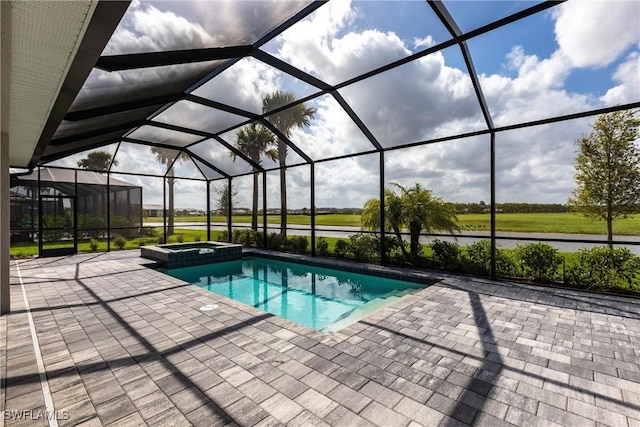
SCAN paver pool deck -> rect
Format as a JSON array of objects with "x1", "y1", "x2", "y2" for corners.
[{"x1": 2, "y1": 250, "x2": 639, "y2": 426}]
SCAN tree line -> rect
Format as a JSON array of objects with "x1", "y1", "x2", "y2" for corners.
[{"x1": 450, "y1": 202, "x2": 571, "y2": 214}]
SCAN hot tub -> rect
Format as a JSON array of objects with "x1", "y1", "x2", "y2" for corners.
[{"x1": 141, "y1": 242, "x2": 242, "y2": 269}]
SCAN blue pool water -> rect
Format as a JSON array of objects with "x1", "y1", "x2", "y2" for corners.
[{"x1": 164, "y1": 257, "x2": 427, "y2": 332}]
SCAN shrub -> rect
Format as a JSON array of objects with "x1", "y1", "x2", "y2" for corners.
[
  {"x1": 316, "y1": 237, "x2": 329, "y2": 256},
  {"x1": 78, "y1": 214, "x2": 106, "y2": 239},
  {"x1": 466, "y1": 240, "x2": 517, "y2": 276},
  {"x1": 334, "y1": 240, "x2": 350, "y2": 258},
  {"x1": 287, "y1": 236, "x2": 308, "y2": 253},
  {"x1": 89, "y1": 239, "x2": 99, "y2": 252},
  {"x1": 216, "y1": 231, "x2": 229, "y2": 242},
  {"x1": 232, "y1": 229, "x2": 259, "y2": 246},
  {"x1": 515, "y1": 243, "x2": 562, "y2": 282},
  {"x1": 194, "y1": 235, "x2": 202, "y2": 242},
  {"x1": 254, "y1": 231, "x2": 264, "y2": 247},
  {"x1": 43, "y1": 214, "x2": 69, "y2": 241},
  {"x1": 567, "y1": 247, "x2": 640, "y2": 290},
  {"x1": 176, "y1": 234, "x2": 184, "y2": 243},
  {"x1": 110, "y1": 216, "x2": 138, "y2": 239},
  {"x1": 431, "y1": 240, "x2": 461, "y2": 271},
  {"x1": 349, "y1": 233, "x2": 378, "y2": 261},
  {"x1": 140, "y1": 227, "x2": 158, "y2": 237},
  {"x1": 138, "y1": 239, "x2": 146, "y2": 247},
  {"x1": 383, "y1": 235, "x2": 406, "y2": 260},
  {"x1": 267, "y1": 233, "x2": 287, "y2": 250},
  {"x1": 112, "y1": 235, "x2": 126, "y2": 250}
]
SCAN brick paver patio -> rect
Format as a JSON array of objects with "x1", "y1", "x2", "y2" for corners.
[{"x1": 2, "y1": 251, "x2": 639, "y2": 426}]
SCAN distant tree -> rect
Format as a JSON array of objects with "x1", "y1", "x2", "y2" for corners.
[
  {"x1": 76, "y1": 151, "x2": 117, "y2": 171},
  {"x1": 569, "y1": 110, "x2": 640, "y2": 248},
  {"x1": 263, "y1": 91, "x2": 317, "y2": 237},
  {"x1": 216, "y1": 182, "x2": 238, "y2": 217},
  {"x1": 233, "y1": 122, "x2": 277, "y2": 230},
  {"x1": 151, "y1": 148, "x2": 189, "y2": 235}
]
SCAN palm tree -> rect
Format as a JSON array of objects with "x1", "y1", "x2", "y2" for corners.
[
  {"x1": 233, "y1": 122, "x2": 277, "y2": 230},
  {"x1": 396, "y1": 183, "x2": 459, "y2": 257},
  {"x1": 362, "y1": 183, "x2": 459, "y2": 259},
  {"x1": 263, "y1": 91, "x2": 317, "y2": 237},
  {"x1": 151, "y1": 147, "x2": 188, "y2": 235},
  {"x1": 362, "y1": 188, "x2": 409, "y2": 258},
  {"x1": 77, "y1": 150, "x2": 117, "y2": 171}
]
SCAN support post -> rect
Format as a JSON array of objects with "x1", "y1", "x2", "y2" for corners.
[
  {"x1": 310, "y1": 163, "x2": 316, "y2": 257},
  {"x1": 227, "y1": 177, "x2": 232, "y2": 242},
  {"x1": 490, "y1": 132, "x2": 496, "y2": 280},
  {"x1": 163, "y1": 178, "x2": 167, "y2": 244},
  {"x1": 38, "y1": 168, "x2": 43, "y2": 255},
  {"x1": 206, "y1": 180, "x2": 211, "y2": 241},
  {"x1": 262, "y1": 173, "x2": 267, "y2": 249},
  {"x1": 73, "y1": 170, "x2": 78, "y2": 254},
  {"x1": 107, "y1": 173, "x2": 111, "y2": 251},
  {"x1": 379, "y1": 151, "x2": 386, "y2": 265}
]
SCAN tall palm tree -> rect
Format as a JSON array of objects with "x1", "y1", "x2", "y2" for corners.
[
  {"x1": 151, "y1": 147, "x2": 188, "y2": 235},
  {"x1": 362, "y1": 183, "x2": 459, "y2": 259},
  {"x1": 263, "y1": 91, "x2": 317, "y2": 237},
  {"x1": 233, "y1": 122, "x2": 277, "y2": 230}
]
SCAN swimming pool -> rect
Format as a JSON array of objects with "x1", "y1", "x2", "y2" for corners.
[{"x1": 164, "y1": 256, "x2": 428, "y2": 332}]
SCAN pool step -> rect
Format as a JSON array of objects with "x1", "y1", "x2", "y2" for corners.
[{"x1": 321, "y1": 289, "x2": 414, "y2": 333}]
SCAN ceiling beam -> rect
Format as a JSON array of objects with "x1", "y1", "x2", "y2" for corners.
[
  {"x1": 95, "y1": 45, "x2": 254, "y2": 72},
  {"x1": 428, "y1": 0, "x2": 494, "y2": 130},
  {"x1": 65, "y1": 92, "x2": 184, "y2": 121},
  {"x1": 49, "y1": 119, "x2": 145, "y2": 146},
  {"x1": 146, "y1": 121, "x2": 264, "y2": 171}
]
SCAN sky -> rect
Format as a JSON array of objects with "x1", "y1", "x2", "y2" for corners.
[{"x1": 49, "y1": 0, "x2": 640, "y2": 211}]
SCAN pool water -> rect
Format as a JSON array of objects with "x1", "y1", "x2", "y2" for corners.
[{"x1": 164, "y1": 257, "x2": 427, "y2": 332}]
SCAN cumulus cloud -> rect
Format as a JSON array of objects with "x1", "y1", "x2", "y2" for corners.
[
  {"x1": 104, "y1": 1, "x2": 216, "y2": 54},
  {"x1": 413, "y1": 35, "x2": 436, "y2": 50},
  {"x1": 600, "y1": 52, "x2": 640, "y2": 105},
  {"x1": 481, "y1": 48, "x2": 590, "y2": 127},
  {"x1": 274, "y1": 0, "x2": 409, "y2": 84},
  {"x1": 193, "y1": 57, "x2": 283, "y2": 114},
  {"x1": 339, "y1": 49, "x2": 485, "y2": 147},
  {"x1": 553, "y1": 0, "x2": 640, "y2": 68}
]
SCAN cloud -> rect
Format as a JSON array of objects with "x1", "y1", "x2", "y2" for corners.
[
  {"x1": 553, "y1": 0, "x2": 640, "y2": 68},
  {"x1": 339, "y1": 49, "x2": 485, "y2": 147},
  {"x1": 104, "y1": 1, "x2": 216, "y2": 54},
  {"x1": 481, "y1": 52, "x2": 591, "y2": 127},
  {"x1": 193, "y1": 57, "x2": 282, "y2": 114},
  {"x1": 600, "y1": 52, "x2": 640, "y2": 105},
  {"x1": 274, "y1": 0, "x2": 409, "y2": 84},
  {"x1": 413, "y1": 35, "x2": 436, "y2": 50}
]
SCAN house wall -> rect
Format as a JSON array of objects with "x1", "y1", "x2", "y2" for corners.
[{"x1": 1, "y1": 132, "x2": 9, "y2": 314}]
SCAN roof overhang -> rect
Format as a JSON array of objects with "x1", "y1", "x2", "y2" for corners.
[{"x1": 1, "y1": 0, "x2": 129, "y2": 169}]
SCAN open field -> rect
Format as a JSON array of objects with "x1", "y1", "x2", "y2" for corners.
[
  {"x1": 145, "y1": 212, "x2": 640, "y2": 235},
  {"x1": 10, "y1": 212, "x2": 638, "y2": 258}
]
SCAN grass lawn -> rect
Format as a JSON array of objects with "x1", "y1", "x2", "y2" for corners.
[{"x1": 144, "y1": 212, "x2": 640, "y2": 235}]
